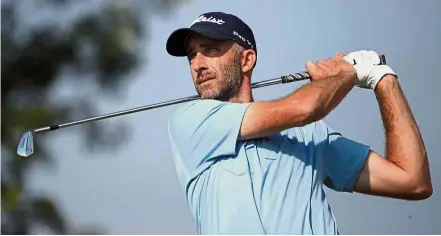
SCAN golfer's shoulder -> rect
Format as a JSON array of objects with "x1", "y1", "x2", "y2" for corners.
[
  {"x1": 171, "y1": 100, "x2": 222, "y2": 118},
  {"x1": 168, "y1": 99, "x2": 249, "y2": 130},
  {"x1": 171, "y1": 99, "x2": 247, "y2": 118}
]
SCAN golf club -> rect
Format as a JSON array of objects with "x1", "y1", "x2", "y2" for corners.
[{"x1": 16, "y1": 55, "x2": 387, "y2": 158}]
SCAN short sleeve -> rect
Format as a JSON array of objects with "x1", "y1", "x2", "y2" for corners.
[
  {"x1": 315, "y1": 121, "x2": 370, "y2": 192},
  {"x1": 168, "y1": 99, "x2": 251, "y2": 174}
]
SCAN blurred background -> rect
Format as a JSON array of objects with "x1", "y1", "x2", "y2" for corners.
[{"x1": 1, "y1": 0, "x2": 440, "y2": 234}]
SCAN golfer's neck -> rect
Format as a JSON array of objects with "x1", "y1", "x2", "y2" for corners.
[
  {"x1": 229, "y1": 94, "x2": 253, "y2": 103},
  {"x1": 228, "y1": 76, "x2": 254, "y2": 103},
  {"x1": 228, "y1": 87, "x2": 254, "y2": 103}
]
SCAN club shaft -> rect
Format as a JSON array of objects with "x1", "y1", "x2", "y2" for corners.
[
  {"x1": 34, "y1": 95, "x2": 202, "y2": 133},
  {"x1": 32, "y1": 72, "x2": 311, "y2": 134}
]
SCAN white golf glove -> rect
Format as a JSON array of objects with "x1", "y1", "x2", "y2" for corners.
[{"x1": 344, "y1": 50, "x2": 397, "y2": 90}]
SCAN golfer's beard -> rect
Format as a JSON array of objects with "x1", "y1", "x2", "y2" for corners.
[{"x1": 197, "y1": 58, "x2": 242, "y2": 101}]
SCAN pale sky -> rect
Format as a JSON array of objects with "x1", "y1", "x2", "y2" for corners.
[{"x1": 26, "y1": 0, "x2": 440, "y2": 234}]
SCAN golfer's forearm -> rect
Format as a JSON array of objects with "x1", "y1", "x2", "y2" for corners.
[
  {"x1": 291, "y1": 75, "x2": 355, "y2": 125},
  {"x1": 239, "y1": 75, "x2": 355, "y2": 140},
  {"x1": 375, "y1": 75, "x2": 431, "y2": 189}
]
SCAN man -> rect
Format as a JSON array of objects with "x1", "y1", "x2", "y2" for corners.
[{"x1": 165, "y1": 12, "x2": 432, "y2": 234}]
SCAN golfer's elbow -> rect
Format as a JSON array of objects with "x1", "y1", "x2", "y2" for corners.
[
  {"x1": 414, "y1": 184, "x2": 433, "y2": 200},
  {"x1": 408, "y1": 180, "x2": 433, "y2": 200},
  {"x1": 401, "y1": 175, "x2": 433, "y2": 201},
  {"x1": 404, "y1": 160, "x2": 432, "y2": 200},
  {"x1": 402, "y1": 185, "x2": 432, "y2": 201}
]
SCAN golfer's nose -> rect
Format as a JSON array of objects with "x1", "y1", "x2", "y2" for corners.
[{"x1": 192, "y1": 53, "x2": 208, "y2": 74}]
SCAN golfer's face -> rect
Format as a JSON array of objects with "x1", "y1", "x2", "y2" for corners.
[{"x1": 185, "y1": 34, "x2": 238, "y2": 99}]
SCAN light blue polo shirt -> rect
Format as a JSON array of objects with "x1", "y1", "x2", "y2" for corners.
[{"x1": 167, "y1": 99, "x2": 369, "y2": 235}]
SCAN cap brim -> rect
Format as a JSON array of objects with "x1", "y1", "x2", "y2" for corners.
[{"x1": 166, "y1": 27, "x2": 231, "y2": 57}]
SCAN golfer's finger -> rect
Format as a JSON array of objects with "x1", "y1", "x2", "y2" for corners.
[
  {"x1": 316, "y1": 59, "x2": 332, "y2": 74},
  {"x1": 335, "y1": 52, "x2": 345, "y2": 60},
  {"x1": 306, "y1": 61, "x2": 325, "y2": 79},
  {"x1": 306, "y1": 61, "x2": 319, "y2": 75}
]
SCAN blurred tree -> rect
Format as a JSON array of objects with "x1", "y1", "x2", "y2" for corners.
[{"x1": 1, "y1": 0, "x2": 191, "y2": 234}]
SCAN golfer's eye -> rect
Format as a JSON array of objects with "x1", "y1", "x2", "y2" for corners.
[{"x1": 206, "y1": 46, "x2": 219, "y2": 53}]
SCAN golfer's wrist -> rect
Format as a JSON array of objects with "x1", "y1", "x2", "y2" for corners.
[{"x1": 375, "y1": 74, "x2": 398, "y2": 93}]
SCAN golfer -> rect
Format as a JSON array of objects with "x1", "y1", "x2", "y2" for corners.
[{"x1": 165, "y1": 12, "x2": 432, "y2": 234}]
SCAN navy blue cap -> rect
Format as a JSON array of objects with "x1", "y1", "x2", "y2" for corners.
[{"x1": 166, "y1": 12, "x2": 257, "y2": 57}]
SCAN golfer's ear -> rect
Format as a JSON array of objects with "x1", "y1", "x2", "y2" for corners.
[{"x1": 241, "y1": 49, "x2": 256, "y2": 73}]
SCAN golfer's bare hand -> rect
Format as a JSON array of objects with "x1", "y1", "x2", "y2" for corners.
[{"x1": 306, "y1": 53, "x2": 357, "y2": 82}]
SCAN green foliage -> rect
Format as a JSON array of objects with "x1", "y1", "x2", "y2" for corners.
[{"x1": 1, "y1": 0, "x2": 191, "y2": 234}]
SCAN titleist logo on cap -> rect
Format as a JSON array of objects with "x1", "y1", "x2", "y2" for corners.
[{"x1": 191, "y1": 15, "x2": 225, "y2": 26}]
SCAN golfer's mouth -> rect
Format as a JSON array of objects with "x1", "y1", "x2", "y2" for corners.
[{"x1": 198, "y1": 77, "x2": 214, "y2": 85}]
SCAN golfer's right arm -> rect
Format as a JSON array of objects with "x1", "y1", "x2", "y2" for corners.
[{"x1": 240, "y1": 53, "x2": 356, "y2": 140}]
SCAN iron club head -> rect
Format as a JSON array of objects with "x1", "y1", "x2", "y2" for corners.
[{"x1": 17, "y1": 130, "x2": 34, "y2": 157}]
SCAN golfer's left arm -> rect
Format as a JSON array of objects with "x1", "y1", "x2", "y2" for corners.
[{"x1": 353, "y1": 75, "x2": 432, "y2": 200}]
